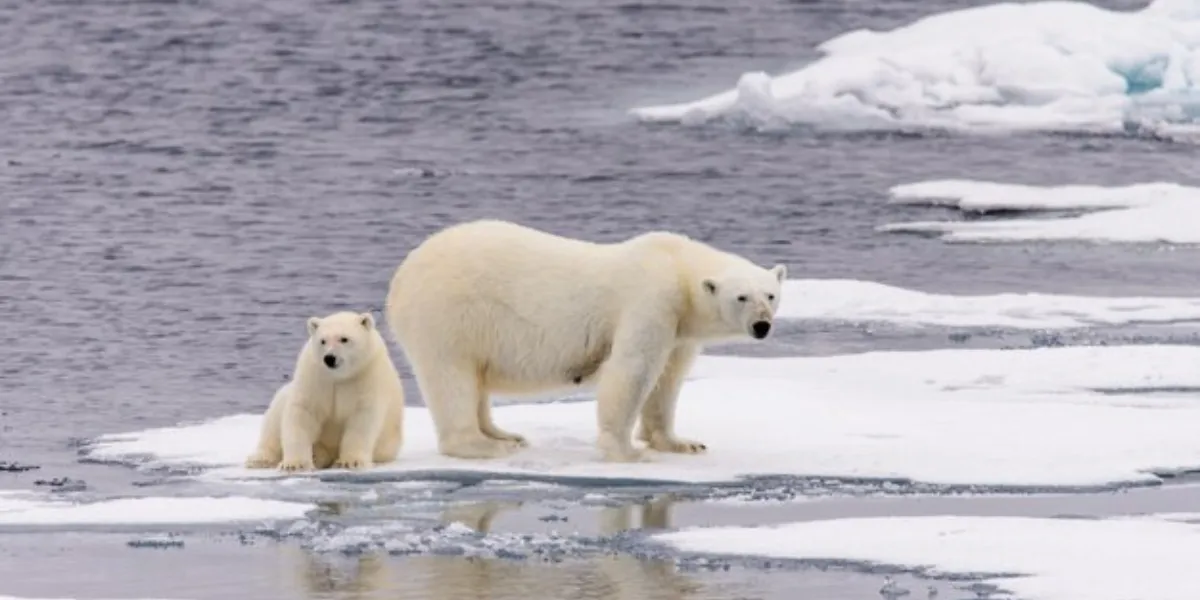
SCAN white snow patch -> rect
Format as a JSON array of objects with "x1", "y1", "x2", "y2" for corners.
[
  {"x1": 0, "y1": 495, "x2": 314, "y2": 526},
  {"x1": 880, "y1": 180, "x2": 1200, "y2": 244},
  {"x1": 631, "y1": 0, "x2": 1200, "y2": 136},
  {"x1": 79, "y1": 345, "x2": 1200, "y2": 489},
  {"x1": 778, "y1": 279, "x2": 1200, "y2": 328},
  {"x1": 657, "y1": 515, "x2": 1200, "y2": 600}
]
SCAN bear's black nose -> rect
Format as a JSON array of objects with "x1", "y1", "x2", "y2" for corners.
[
  {"x1": 752, "y1": 321, "x2": 771, "y2": 339},
  {"x1": 323, "y1": 354, "x2": 339, "y2": 368}
]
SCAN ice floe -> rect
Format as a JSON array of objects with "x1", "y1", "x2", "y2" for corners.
[
  {"x1": 631, "y1": 0, "x2": 1200, "y2": 136},
  {"x1": 656, "y1": 515, "x2": 1200, "y2": 600},
  {"x1": 880, "y1": 180, "x2": 1200, "y2": 244},
  {"x1": 778, "y1": 279, "x2": 1200, "y2": 328},
  {"x1": 79, "y1": 345, "x2": 1200, "y2": 490},
  {"x1": 0, "y1": 493, "x2": 313, "y2": 527}
]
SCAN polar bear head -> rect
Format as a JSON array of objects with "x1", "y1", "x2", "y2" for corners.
[
  {"x1": 305, "y1": 311, "x2": 382, "y2": 380},
  {"x1": 701, "y1": 263, "x2": 787, "y2": 340}
]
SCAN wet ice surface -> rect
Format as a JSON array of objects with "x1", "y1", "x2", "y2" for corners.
[
  {"x1": 7, "y1": 0, "x2": 1200, "y2": 598},
  {"x1": 74, "y1": 344, "x2": 1200, "y2": 489}
]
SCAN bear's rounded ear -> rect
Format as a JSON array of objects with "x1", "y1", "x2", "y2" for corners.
[
  {"x1": 360, "y1": 312, "x2": 375, "y2": 330},
  {"x1": 702, "y1": 279, "x2": 718, "y2": 295},
  {"x1": 770, "y1": 264, "x2": 787, "y2": 282},
  {"x1": 306, "y1": 317, "x2": 321, "y2": 336}
]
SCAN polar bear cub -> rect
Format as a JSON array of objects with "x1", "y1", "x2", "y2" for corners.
[
  {"x1": 385, "y1": 219, "x2": 786, "y2": 463},
  {"x1": 245, "y1": 311, "x2": 405, "y2": 472}
]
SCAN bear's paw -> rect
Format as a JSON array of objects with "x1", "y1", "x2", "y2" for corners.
[
  {"x1": 332, "y1": 455, "x2": 373, "y2": 470},
  {"x1": 278, "y1": 458, "x2": 315, "y2": 472}
]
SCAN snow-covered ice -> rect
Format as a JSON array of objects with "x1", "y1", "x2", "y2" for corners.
[
  {"x1": 657, "y1": 515, "x2": 1200, "y2": 600},
  {"x1": 0, "y1": 493, "x2": 313, "y2": 526},
  {"x1": 79, "y1": 345, "x2": 1200, "y2": 490},
  {"x1": 779, "y1": 279, "x2": 1200, "y2": 328},
  {"x1": 880, "y1": 180, "x2": 1200, "y2": 244},
  {"x1": 631, "y1": 0, "x2": 1200, "y2": 135},
  {"x1": 689, "y1": 345, "x2": 1200, "y2": 399}
]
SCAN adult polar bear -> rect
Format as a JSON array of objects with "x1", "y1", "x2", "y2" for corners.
[{"x1": 385, "y1": 220, "x2": 787, "y2": 463}]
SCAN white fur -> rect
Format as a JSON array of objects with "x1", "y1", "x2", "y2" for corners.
[
  {"x1": 245, "y1": 311, "x2": 405, "y2": 472},
  {"x1": 384, "y1": 220, "x2": 786, "y2": 463}
]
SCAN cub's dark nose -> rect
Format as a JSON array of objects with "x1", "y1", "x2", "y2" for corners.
[
  {"x1": 323, "y1": 354, "x2": 339, "y2": 368},
  {"x1": 752, "y1": 320, "x2": 771, "y2": 339}
]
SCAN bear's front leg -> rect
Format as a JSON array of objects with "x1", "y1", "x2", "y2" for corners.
[
  {"x1": 596, "y1": 321, "x2": 674, "y2": 463},
  {"x1": 279, "y1": 403, "x2": 320, "y2": 472},
  {"x1": 333, "y1": 404, "x2": 386, "y2": 470},
  {"x1": 245, "y1": 383, "x2": 291, "y2": 469},
  {"x1": 637, "y1": 343, "x2": 707, "y2": 454}
]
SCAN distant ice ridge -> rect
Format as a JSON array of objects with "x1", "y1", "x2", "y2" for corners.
[
  {"x1": 631, "y1": 0, "x2": 1200, "y2": 135},
  {"x1": 0, "y1": 492, "x2": 313, "y2": 527},
  {"x1": 657, "y1": 514, "x2": 1200, "y2": 600},
  {"x1": 79, "y1": 345, "x2": 1200, "y2": 490},
  {"x1": 880, "y1": 179, "x2": 1200, "y2": 244},
  {"x1": 0, "y1": 597, "x2": 182, "y2": 600}
]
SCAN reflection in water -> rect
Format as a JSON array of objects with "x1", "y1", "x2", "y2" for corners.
[
  {"x1": 441, "y1": 500, "x2": 525, "y2": 532},
  {"x1": 286, "y1": 548, "x2": 389, "y2": 600},
  {"x1": 408, "y1": 553, "x2": 701, "y2": 600},
  {"x1": 282, "y1": 496, "x2": 717, "y2": 600},
  {"x1": 597, "y1": 494, "x2": 677, "y2": 534}
]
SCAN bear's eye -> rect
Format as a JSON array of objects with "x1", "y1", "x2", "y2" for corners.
[
  {"x1": 736, "y1": 295, "x2": 747, "y2": 303},
  {"x1": 767, "y1": 294, "x2": 775, "y2": 301},
  {"x1": 339, "y1": 337, "x2": 349, "y2": 344},
  {"x1": 319, "y1": 339, "x2": 327, "y2": 346}
]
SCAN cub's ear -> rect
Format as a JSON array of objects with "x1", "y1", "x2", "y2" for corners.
[
  {"x1": 702, "y1": 279, "x2": 718, "y2": 295},
  {"x1": 306, "y1": 317, "x2": 321, "y2": 336},
  {"x1": 360, "y1": 312, "x2": 375, "y2": 330},
  {"x1": 770, "y1": 264, "x2": 787, "y2": 283}
]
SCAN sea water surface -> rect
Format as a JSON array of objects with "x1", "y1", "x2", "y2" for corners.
[{"x1": 4, "y1": 0, "x2": 1200, "y2": 598}]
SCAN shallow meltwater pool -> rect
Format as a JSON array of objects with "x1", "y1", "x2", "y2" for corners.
[{"x1": 5, "y1": 488, "x2": 1200, "y2": 600}]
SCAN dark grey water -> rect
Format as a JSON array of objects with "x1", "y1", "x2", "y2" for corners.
[{"x1": 3, "y1": 0, "x2": 1200, "y2": 598}]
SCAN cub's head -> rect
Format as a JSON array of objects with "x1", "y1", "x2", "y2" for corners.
[
  {"x1": 306, "y1": 311, "x2": 381, "y2": 379},
  {"x1": 701, "y1": 263, "x2": 787, "y2": 340}
]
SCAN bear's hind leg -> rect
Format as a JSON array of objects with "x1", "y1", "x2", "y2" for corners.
[
  {"x1": 372, "y1": 399, "x2": 405, "y2": 465},
  {"x1": 637, "y1": 344, "x2": 706, "y2": 454},
  {"x1": 372, "y1": 423, "x2": 402, "y2": 466},
  {"x1": 371, "y1": 374, "x2": 407, "y2": 465},
  {"x1": 416, "y1": 363, "x2": 522, "y2": 460},
  {"x1": 477, "y1": 390, "x2": 527, "y2": 447},
  {"x1": 245, "y1": 446, "x2": 282, "y2": 469}
]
